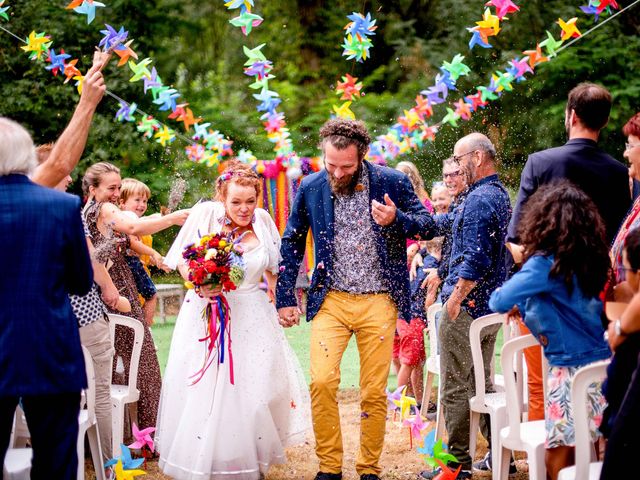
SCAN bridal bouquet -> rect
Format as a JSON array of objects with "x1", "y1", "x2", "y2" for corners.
[{"x1": 182, "y1": 231, "x2": 246, "y2": 385}]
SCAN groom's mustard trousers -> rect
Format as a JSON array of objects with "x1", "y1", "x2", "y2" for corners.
[{"x1": 310, "y1": 290, "x2": 397, "y2": 475}]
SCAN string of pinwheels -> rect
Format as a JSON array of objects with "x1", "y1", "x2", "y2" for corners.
[
  {"x1": 368, "y1": 0, "x2": 636, "y2": 164},
  {"x1": 331, "y1": 12, "x2": 377, "y2": 121}
]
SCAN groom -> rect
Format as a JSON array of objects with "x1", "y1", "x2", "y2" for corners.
[{"x1": 276, "y1": 118, "x2": 433, "y2": 480}]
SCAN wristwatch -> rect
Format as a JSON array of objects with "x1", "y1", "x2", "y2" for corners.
[{"x1": 615, "y1": 318, "x2": 628, "y2": 337}]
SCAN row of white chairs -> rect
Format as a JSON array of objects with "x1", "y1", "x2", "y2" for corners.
[
  {"x1": 3, "y1": 314, "x2": 144, "y2": 479},
  {"x1": 421, "y1": 304, "x2": 609, "y2": 480}
]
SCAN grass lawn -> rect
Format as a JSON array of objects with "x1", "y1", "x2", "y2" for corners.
[
  {"x1": 151, "y1": 315, "x2": 505, "y2": 391},
  {"x1": 151, "y1": 316, "x2": 394, "y2": 390}
]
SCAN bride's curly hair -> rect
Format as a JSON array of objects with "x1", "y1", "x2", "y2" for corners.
[
  {"x1": 518, "y1": 180, "x2": 611, "y2": 298},
  {"x1": 214, "y1": 159, "x2": 262, "y2": 201}
]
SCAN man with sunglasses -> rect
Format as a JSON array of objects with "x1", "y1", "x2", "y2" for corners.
[
  {"x1": 412, "y1": 158, "x2": 468, "y2": 308},
  {"x1": 420, "y1": 133, "x2": 511, "y2": 480}
]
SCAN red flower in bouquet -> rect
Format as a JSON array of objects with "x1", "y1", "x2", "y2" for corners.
[{"x1": 182, "y1": 231, "x2": 247, "y2": 384}]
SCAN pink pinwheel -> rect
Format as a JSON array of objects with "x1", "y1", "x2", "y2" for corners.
[
  {"x1": 128, "y1": 423, "x2": 155, "y2": 452},
  {"x1": 485, "y1": 0, "x2": 519, "y2": 19},
  {"x1": 403, "y1": 412, "x2": 430, "y2": 440}
]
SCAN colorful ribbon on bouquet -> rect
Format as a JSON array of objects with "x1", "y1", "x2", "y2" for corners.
[{"x1": 190, "y1": 294, "x2": 234, "y2": 385}]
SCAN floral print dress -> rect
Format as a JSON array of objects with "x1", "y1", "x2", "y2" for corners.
[{"x1": 84, "y1": 200, "x2": 162, "y2": 433}]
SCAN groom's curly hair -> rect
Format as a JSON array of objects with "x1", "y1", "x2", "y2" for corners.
[{"x1": 319, "y1": 118, "x2": 371, "y2": 162}]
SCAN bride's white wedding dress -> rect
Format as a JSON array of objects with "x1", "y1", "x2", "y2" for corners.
[{"x1": 157, "y1": 201, "x2": 311, "y2": 480}]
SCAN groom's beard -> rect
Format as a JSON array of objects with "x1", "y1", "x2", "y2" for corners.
[{"x1": 328, "y1": 164, "x2": 362, "y2": 196}]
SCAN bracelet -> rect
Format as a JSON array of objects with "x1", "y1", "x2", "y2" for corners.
[{"x1": 615, "y1": 318, "x2": 628, "y2": 337}]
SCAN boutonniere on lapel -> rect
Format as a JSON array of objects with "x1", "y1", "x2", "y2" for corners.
[{"x1": 355, "y1": 183, "x2": 365, "y2": 192}]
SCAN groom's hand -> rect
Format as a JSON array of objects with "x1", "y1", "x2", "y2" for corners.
[
  {"x1": 371, "y1": 194, "x2": 397, "y2": 226},
  {"x1": 278, "y1": 306, "x2": 300, "y2": 328}
]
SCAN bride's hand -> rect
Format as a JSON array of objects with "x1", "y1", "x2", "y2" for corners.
[
  {"x1": 199, "y1": 284, "x2": 222, "y2": 300},
  {"x1": 278, "y1": 306, "x2": 300, "y2": 328}
]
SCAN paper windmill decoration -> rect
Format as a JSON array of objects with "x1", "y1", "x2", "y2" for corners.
[
  {"x1": 336, "y1": 74, "x2": 363, "y2": 101},
  {"x1": 441, "y1": 54, "x2": 470, "y2": 83},
  {"x1": 432, "y1": 459, "x2": 462, "y2": 480},
  {"x1": 0, "y1": 1, "x2": 10, "y2": 21},
  {"x1": 557, "y1": 17, "x2": 581, "y2": 41},
  {"x1": 66, "y1": 0, "x2": 106, "y2": 24},
  {"x1": 386, "y1": 386, "x2": 405, "y2": 411},
  {"x1": 229, "y1": 10, "x2": 263, "y2": 35},
  {"x1": 185, "y1": 144, "x2": 205, "y2": 162},
  {"x1": 137, "y1": 116, "x2": 161, "y2": 138},
  {"x1": 403, "y1": 412, "x2": 429, "y2": 440},
  {"x1": 105, "y1": 444, "x2": 144, "y2": 471},
  {"x1": 393, "y1": 389, "x2": 417, "y2": 420},
  {"x1": 99, "y1": 24, "x2": 128, "y2": 52},
  {"x1": 333, "y1": 101, "x2": 355, "y2": 120},
  {"x1": 580, "y1": 0, "x2": 619, "y2": 21},
  {"x1": 485, "y1": 0, "x2": 519, "y2": 19},
  {"x1": 45, "y1": 48, "x2": 71, "y2": 76},
  {"x1": 21, "y1": 31, "x2": 52, "y2": 61},
  {"x1": 115, "y1": 101, "x2": 137, "y2": 122},
  {"x1": 418, "y1": 436, "x2": 458, "y2": 469},
  {"x1": 224, "y1": 0, "x2": 254, "y2": 10},
  {"x1": 127, "y1": 423, "x2": 156, "y2": 452},
  {"x1": 154, "y1": 126, "x2": 176, "y2": 147},
  {"x1": 114, "y1": 40, "x2": 138, "y2": 66},
  {"x1": 113, "y1": 458, "x2": 145, "y2": 480}
]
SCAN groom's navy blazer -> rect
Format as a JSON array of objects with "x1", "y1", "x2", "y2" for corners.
[
  {"x1": 276, "y1": 161, "x2": 433, "y2": 321},
  {"x1": 0, "y1": 174, "x2": 92, "y2": 396}
]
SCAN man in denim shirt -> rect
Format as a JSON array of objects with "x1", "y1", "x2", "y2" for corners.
[{"x1": 421, "y1": 133, "x2": 512, "y2": 480}]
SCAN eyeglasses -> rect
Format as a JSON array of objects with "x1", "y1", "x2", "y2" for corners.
[
  {"x1": 618, "y1": 266, "x2": 638, "y2": 278},
  {"x1": 452, "y1": 150, "x2": 477, "y2": 163},
  {"x1": 443, "y1": 171, "x2": 462, "y2": 180},
  {"x1": 625, "y1": 142, "x2": 640, "y2": 151}
]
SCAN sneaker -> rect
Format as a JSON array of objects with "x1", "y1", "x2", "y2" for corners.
[
  {"x1": 419, "y1": 466, "x2": 472, "y2": 479},
  {"x1": 314, "y1": 473, "x2": 342, "y2": 480},
  {"x1": 472, "y1": 451, "x2": 517, "y2": 475}
]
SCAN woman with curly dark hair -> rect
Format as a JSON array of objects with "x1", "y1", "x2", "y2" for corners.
[{"x1": 489, "y1": 180, "x2": 611, "y2": 480}]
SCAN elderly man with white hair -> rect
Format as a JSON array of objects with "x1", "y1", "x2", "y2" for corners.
[{"x1": 0, "y1": 117, "x2": 93, "y2": 479}]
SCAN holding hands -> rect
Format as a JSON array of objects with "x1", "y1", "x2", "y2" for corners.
[{"x1": 278, "y1": 306, "x2": 301, "y2": 328}]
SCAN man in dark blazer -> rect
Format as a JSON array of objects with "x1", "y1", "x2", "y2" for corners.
[
  {"x1": 0, "y1": 117, "x2": 93, "y2": 479},
  {"x1": 276, "y1": 119, "x2": 433, "y2": 480},
  {"x1": 507, "y1": 82, "x2": 631, "y2": 246}
]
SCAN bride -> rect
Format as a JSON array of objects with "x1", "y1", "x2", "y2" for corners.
[{"x1": 157, "y1": 161, "x2": 311, "y2": 479}]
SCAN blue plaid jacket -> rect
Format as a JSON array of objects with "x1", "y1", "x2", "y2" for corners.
[{"x1": 0, "y1": 174, "x2": 93, "y2": 396}]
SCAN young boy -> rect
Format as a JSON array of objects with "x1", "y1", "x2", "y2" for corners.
[
  {"x1": 119, "y1": 178, "x2": 167, "y2": 326},
  {"x1": 393, "y1": 237, "x2": 443, "y2": 412}
]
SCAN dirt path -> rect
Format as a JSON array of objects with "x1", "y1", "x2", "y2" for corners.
[{"x1": 98, "y1": 390, "x2": 531, "y2": 480}]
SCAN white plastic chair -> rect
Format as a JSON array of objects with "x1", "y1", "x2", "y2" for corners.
[
  {"x1": 2, "y1": 447, "x2": 32, "y2": 480},
  {"x1": 497, "y1": 334, "x2": 548, "y2": 480},
  {"x1": 9, "y1": 405, "x2": 29, "y2": 448},
  {"x1": 108, "y1": 313, "x2": 144, "y2": 458},
  {"x1": 557, "y1": 359, "x2": 610, "y2": 480},
  {"x1": 78, "y1": 345, "x2": 105, "y2": 480},
  {"x1": 422, "y1": 302, "x2": 445, "y2": 440},
  {"x1": 468, "y1": 313, "x2": 513, "y2": 473}
]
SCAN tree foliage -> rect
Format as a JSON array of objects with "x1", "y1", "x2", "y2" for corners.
[{"x1": 1, "y1": 0, "x2": 639, "y2": 249}]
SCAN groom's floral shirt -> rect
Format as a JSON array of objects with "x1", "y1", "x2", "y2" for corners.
[{"x1": 330, "y1": 163, "x2": 387, "y2": 294}]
